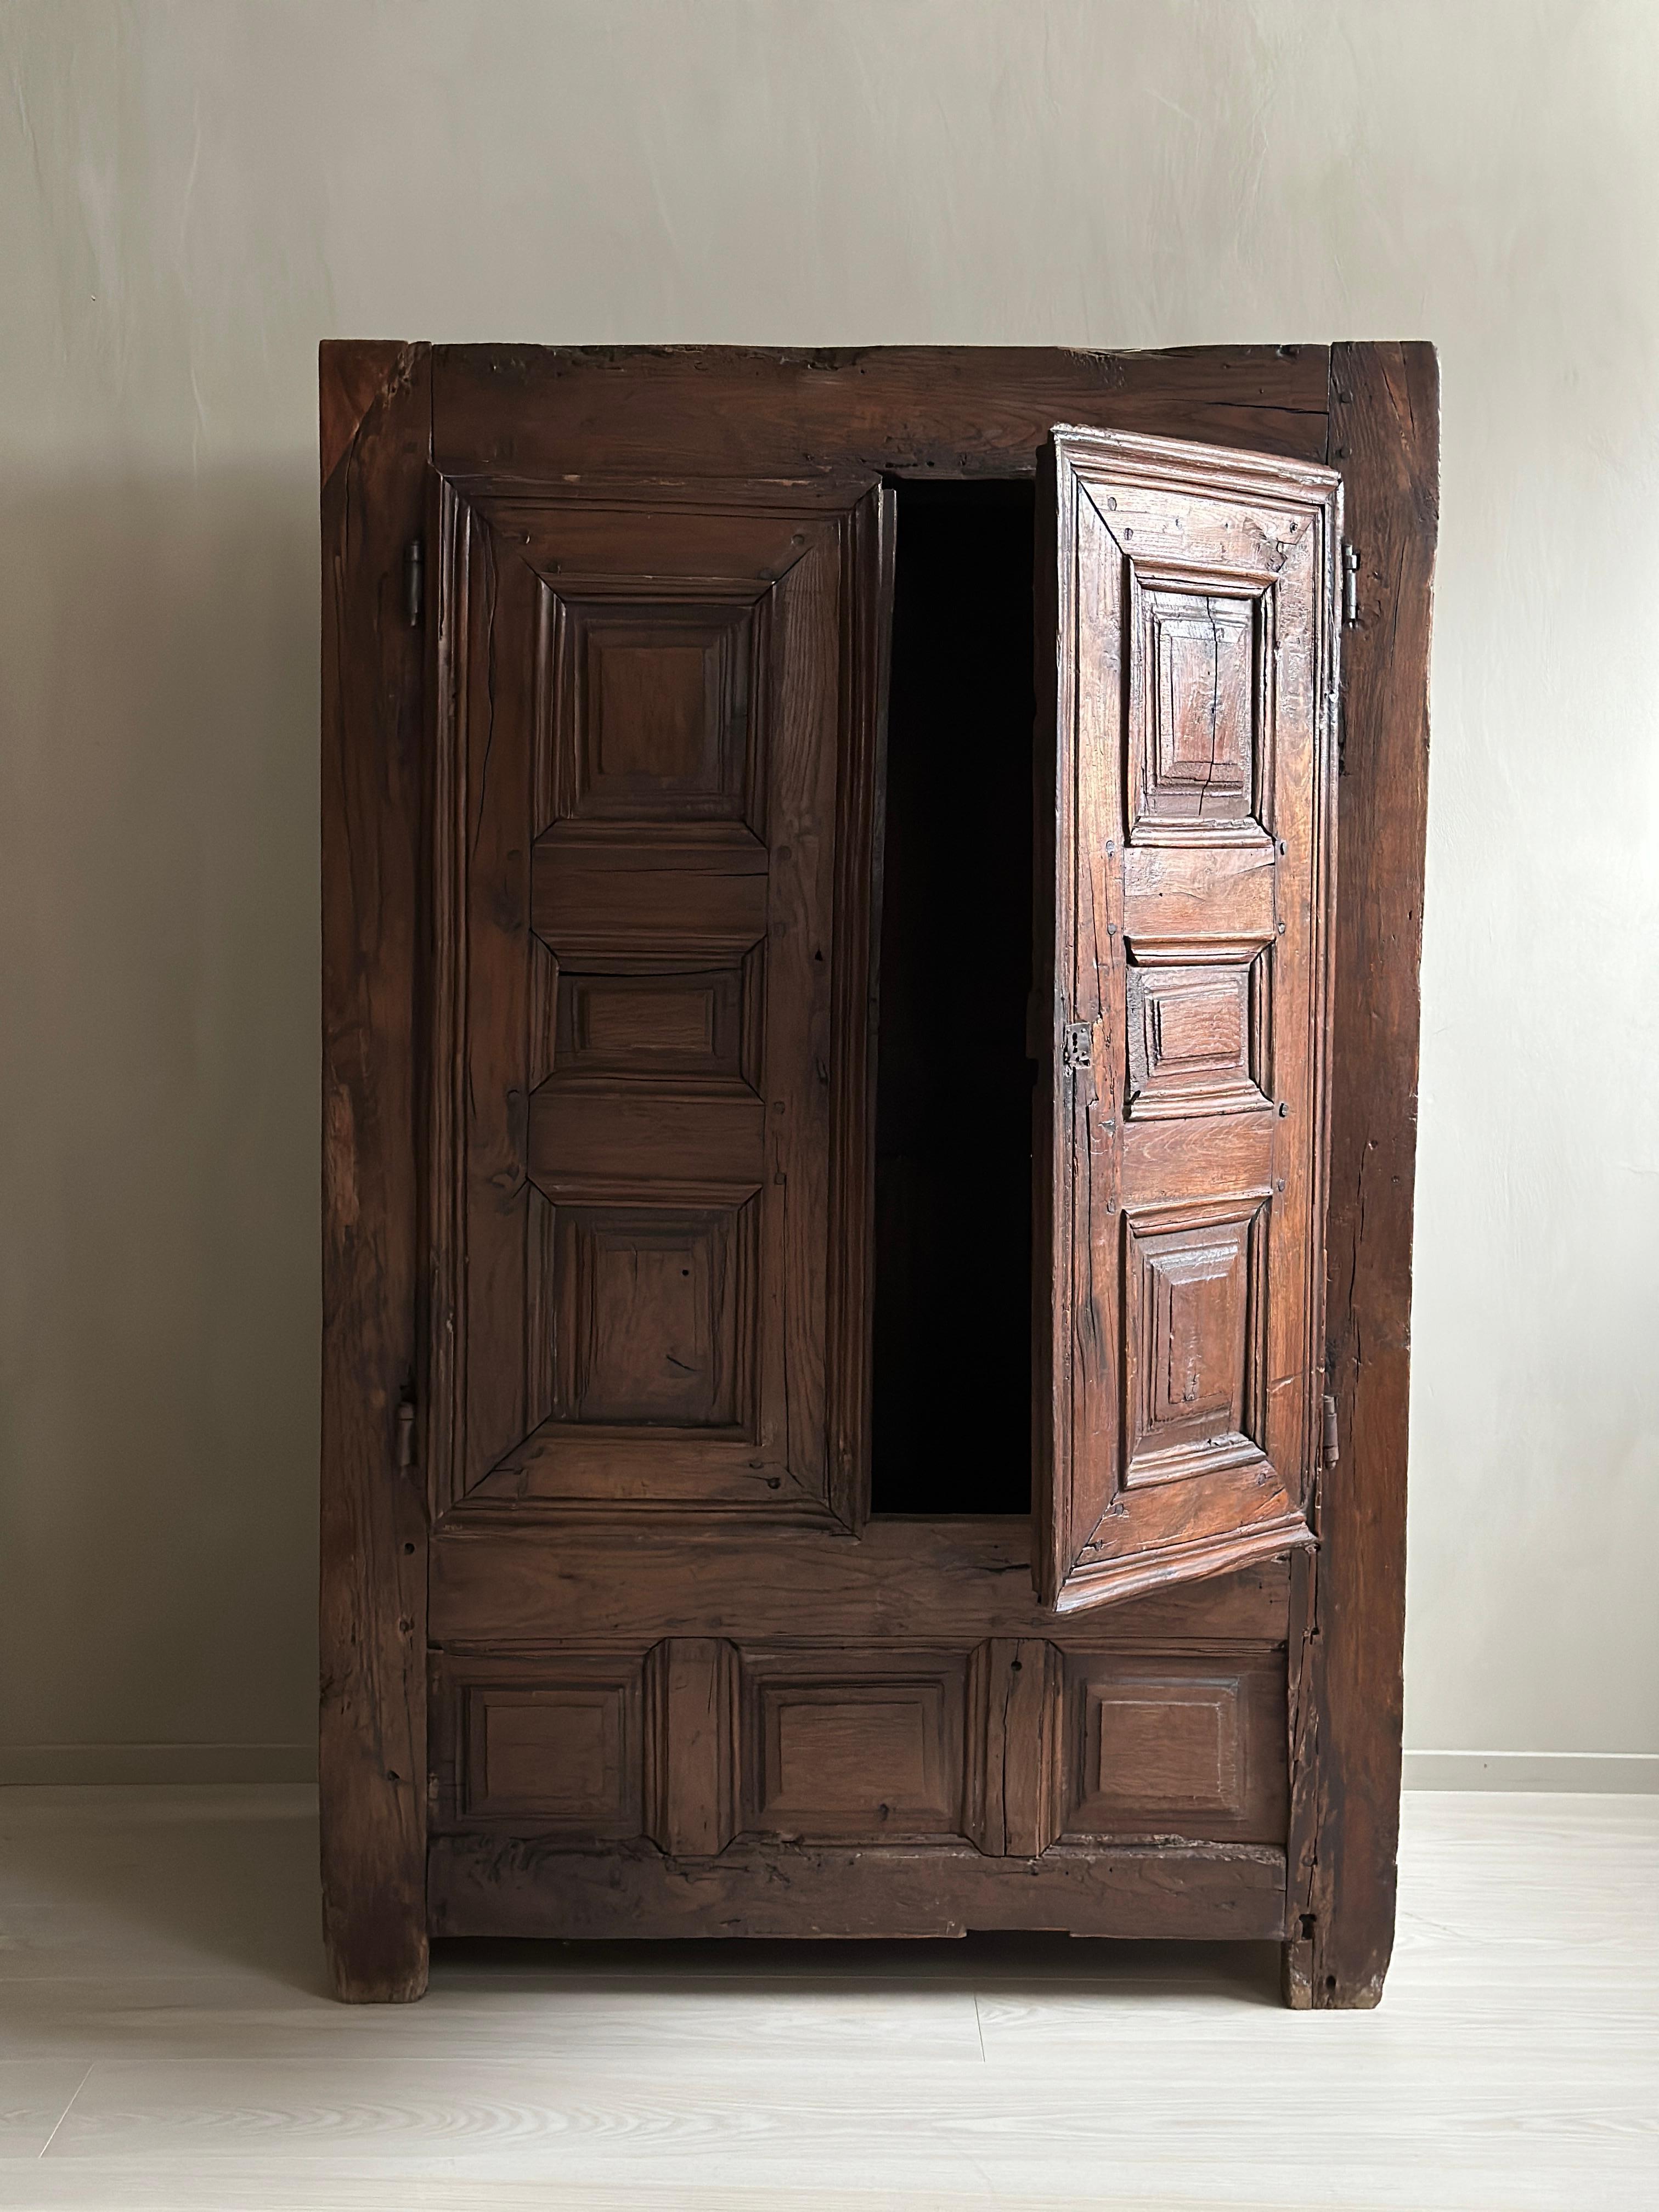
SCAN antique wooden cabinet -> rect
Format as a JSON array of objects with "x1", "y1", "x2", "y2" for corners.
[{"x1": 321, "y1": 342, "x2": 1436, "y2": 2007}]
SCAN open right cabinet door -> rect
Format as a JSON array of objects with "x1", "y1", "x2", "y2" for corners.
[{"x1": 1035, "y1": 427, "x2": 1341, "y2": 1613}]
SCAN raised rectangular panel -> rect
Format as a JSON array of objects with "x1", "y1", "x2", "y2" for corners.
[
  {"x1": 1062, "y1": 1655, "x2": 1288, "y2": 1841},
  {"x1": 550, "y1": 1201, "x2": 756, "y2": 1431},
  {"x1": 552, "y1": 597, "x2": 759, "y2": 826},
  {"x1": 1125, "y1": 940, "x2": 1271, "y2": 1120},
  {"x1": 1093, "y1": 1680, "x2": 1240, "y2": 1813},
  {"x1": 1124, "y1": 1197, "x2": 1268, "y2": 1487},
  {"x1": 557, "y1": 968, "x2": 744, "y2": 1084},
  {"x1": 743, "y1": 1652, "x2": 965, "y2": 1842},
  {"x1": 1129, "y1": 578, "x2": 1272, "y2": 845},
  {"x1": 438, "y1": 1656, "x2": 645, "y2": 1837}
]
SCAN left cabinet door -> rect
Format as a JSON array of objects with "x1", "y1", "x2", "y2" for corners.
[{"x1": 426, "y1": 483, "x2": 890, "y2": 1531}]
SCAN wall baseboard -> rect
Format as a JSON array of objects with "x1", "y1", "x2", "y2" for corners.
[
  {"x1": 1403, "y1": 1750, "x2": 1659, "y2": 1792},
  {"x1": 4, "y1": 1744, "x2": 1654, "y2": 1792},
  {"x1": 0, "y1": 1743, "x2": 315, "y2": 1786}
]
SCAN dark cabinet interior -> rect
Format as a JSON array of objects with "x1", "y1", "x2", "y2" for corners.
[{"x1": 872, "y1": 479, "x2": 1036, "y2": 1516}]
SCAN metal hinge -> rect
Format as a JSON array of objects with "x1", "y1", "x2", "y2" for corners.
[
  {"x1": 1322, "y1": 1392, "x2": 1340, "y2": 1468},
  {"x1": 1063, "y1": 1022, "x2": 1092, "y2": 1071},
  {"x1": 403, "y1": 539, "x2": 424, "y2": 629},
  {"x1": 1341, "y1": 542, "x2": 1359, "y2": 625},
  {"x1": 396, "y1": 1400, "x2": 417, "y2": 1470}
]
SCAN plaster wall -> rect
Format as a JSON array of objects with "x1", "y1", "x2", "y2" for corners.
[{"x1": 2, "y1": 0, "x2": 1655, "y2": 1781}]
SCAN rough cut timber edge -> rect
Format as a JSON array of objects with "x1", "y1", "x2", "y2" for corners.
[
  {"x1": 319, "y1": 339, "x2": 411, "y2": 493},
  {"x1": 1284, "y1": 341, "x2": 1438, "y2": 2009},
  {"x1": 319, "y1": 341, "x2": 432, "y2": 2001}
]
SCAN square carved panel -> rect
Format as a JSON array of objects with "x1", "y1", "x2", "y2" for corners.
[
  {"x1": 1131, "y1": 581, "x2": 1271, "y2": 844},
  {"x1": 552, "y1": 1201, "x2": 756, "y2": 1431},
  {"x1": 1125, "y1": 941, "x2": 1271, "y2": 1119},
  {"x1": 1123, "y1": 1197, "x2": 1268, "y2": 1486},
  {"x1": 448, "y1": 1658, "x2": 645, "y2": 1837},
  {"x1": 551, "y1": 596, "x2": 759, "y2": 826},
  {"x1": 742, "y1": 1652, "x2": 965, "y2": 1842},
  {"x1": 554, "y1": 966, "x2": 749, "y2": 1086},
  {"x1": 1087, "y1": 1678, "x2": 1241, "y2": 1815},
  {"x1": 1060, "y1": 1654, "x2": 1288, "y2": 1841}
]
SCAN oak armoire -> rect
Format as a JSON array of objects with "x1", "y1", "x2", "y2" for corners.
[{"x1": 320, "y1": 341, "x2": 1436, "y2": 2007}]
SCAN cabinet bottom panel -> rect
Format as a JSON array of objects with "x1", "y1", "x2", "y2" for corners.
[
  {"x1": 427, "y1": 1836, "x2": 1289, "y2": 1942},
  {"x1": 430, "y1": 1639, "x2": 1289, "y2": 1853}
]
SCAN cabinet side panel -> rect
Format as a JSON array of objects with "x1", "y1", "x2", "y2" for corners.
[
  {"x1": 1286, "y1": 340, "x2": 1438, "y2": 2011},
  {"x1": 320, "y1": 342, "x2": 431, "y2": 2002}
]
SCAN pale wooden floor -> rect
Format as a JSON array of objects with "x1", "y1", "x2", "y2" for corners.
[{"x1": 0, "y1": 1788, "x2": 1654, "y2": 2210}]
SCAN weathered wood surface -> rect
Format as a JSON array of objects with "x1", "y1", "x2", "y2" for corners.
[
  {"x1": 429, "y1": 483, "x2": 888, "y2": 1530},
  {"x1": 1284, "y1": 341, "x2": 1438, "y2": 2010},
  {"x1": 1035, "y1": 430, "x2": 1337, "y2": 1614},
  {"x1": 318, "y1": 342, "x2": 1430, "y2": 2004},
  {"x1": 964, "y1": 1638, "x2": 1063, "y2": 1858},
  {"x1": 428, "y1": 1837, "x2": 1289, "y2": 1942},
  {"x1": 319, "y1": 341, "x2": 432, "y2": 2001},
  {"x1": 430, "y1": 1517, "x2": 1291, "y2": 1647},
  {"x1": 431, "y1": 344, "x2": 1331, "y2": 479}
]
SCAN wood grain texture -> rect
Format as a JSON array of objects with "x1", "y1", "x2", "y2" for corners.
[
  {"x1": 430, "y1": 1516, "x2": 1291, "y2": 1646},
  {"x1": 1035, "y1": 430, "x2": 1338, "y2": 1613},
  {"x1": 428, "y1": 1836, "x2": 1288, "y2": 1941},
  {"x1": 1060, "y1": 1651, "x2": 1286, "y2": 1843},
  {"x1": 644, "y1": 1638, "x2": 741, "y2": 1857},
  {"x1": 741, "y1": 1649, "x2": 967, "y2": 1844},
  {"x1": 965, "y1": 1639, "x2": 1063, "y2": 1858},
  {"x1": 318, "y1": 337, "x2": 409, "y2": 492},
  {"x1": 1284, "y1": 341, "x2": 1439, "y2": 2010},
  {"x1": 319, "y1": 341, "x2": 432, "y2": 2001},
  {"x1": 429, "y1": 1651, "x2": 645, "y2": 1839},
  {"x1": 431, "y1": 345, "x2": 1333, "y2": 479}
]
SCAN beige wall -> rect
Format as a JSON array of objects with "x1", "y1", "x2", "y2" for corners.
[{"x1": 3, "y1": 1, "x2": 1655, "y2": 1784}]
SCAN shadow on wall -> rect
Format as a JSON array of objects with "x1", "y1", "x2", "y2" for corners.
[{"x1": 0, "y1": 464, "x2": 324, "y2": 1769}]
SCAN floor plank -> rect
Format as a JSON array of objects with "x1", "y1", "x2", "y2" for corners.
[{"x1": 0, "y1": 1786, "x2": 1652, "y2": 2209}]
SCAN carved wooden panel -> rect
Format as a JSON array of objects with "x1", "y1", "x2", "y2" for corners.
[
  {"x1": 1131, "y1": 584, "x2": 1271, "y2": 842},
  {"x1": 1061, "y1": 1653, "x2": 1287, "y2": 1842},
  {"x1": 1125, "y1": 939, "x2": 1269, "y2": 1120},
  {"x1": 553, "y1": 596, "x2": 758, "y2": 823},
  {"x1": 431, "y1": 1654, "x2": 646, "y2": 1839},
  {"x1": 1036, "y1": 428, "x2": 1339, "y2": 1613},
  {"x1": 555, "y1": 966, "x2": 749, "y2": 1085},
  {"x1": 430, "y1": 487, "x2": 888, "y2": 1525},
  {"x1": 1124, "y1": 1196, "x2": 1268, "y2": 1487},
  {"x1": 430, "y1": 1637, "x2": 1289, "y2": 1858},
  {"x1": 548, "y1": 1201, "x2": 756, "y2": 1431},
  {"x1": 741, "y1": 1650, "x2": 965, "y2": 1843}
]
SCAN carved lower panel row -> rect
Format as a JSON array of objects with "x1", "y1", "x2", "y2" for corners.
[{"x1": 430, "y1": 1642, "x2": 1286, "y2": 1853}]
